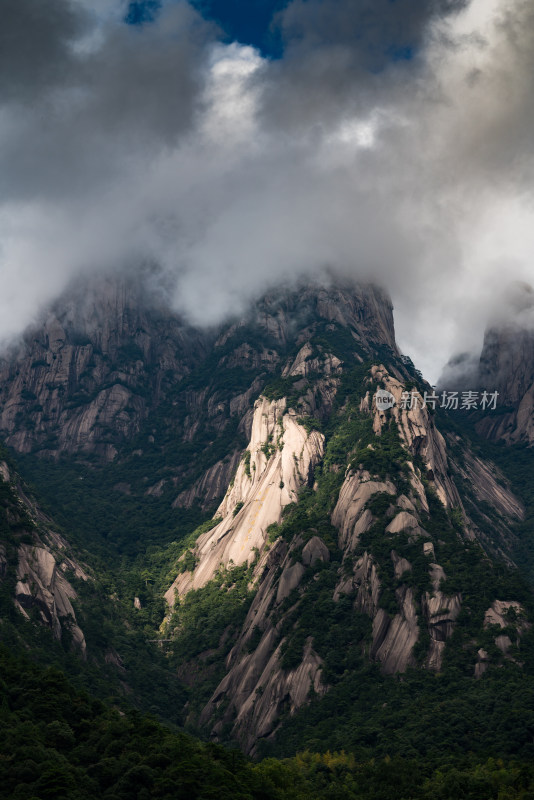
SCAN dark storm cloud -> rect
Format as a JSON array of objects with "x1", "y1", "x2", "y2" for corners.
[
  {"x1": 0, "y1": 0, "x2": 87, "y2": 103},
  {"x1": 0, "y1": 2, "x2": 216, "y2": 201},
  {"x1": 81, "y1": 4, "x2": 216, "y2": 141},
  {"x1": 278, "y1": 0, "x2": 467, "y2": 62},
  {"x1": 254, "y1": 0, "x2": 469, "y2": 132},
  {"x1": 1, "y1": 0, "x2": 534, "y2": 384}
]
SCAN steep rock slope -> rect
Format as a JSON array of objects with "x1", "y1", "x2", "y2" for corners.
[
  {"x1": 0, "y1": 277, "x2": 400, "y2": 565},
  {"x1": 0, "y1": 274, "x2": 210, "y2": 460},
  {"x1": 475, "y1": 322, "x2": 534, "y2": 445},
  {"x1": 0, "y1": 447, "x2": 88, "y2": 653},
  {"x1": 0, "y1": 276, "x2": 394, "y2": 462},
  {"x1": 164, "y1": 344, "x2": 530, "y2": 753},
  {"x1": 440, "y1": 282, "x2": 534, "y2": 446},
  {"x1": 166, "y1": 396, "x2": 325, "y2": 600}
]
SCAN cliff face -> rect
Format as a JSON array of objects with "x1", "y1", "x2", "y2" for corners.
[
  {"x1": 329, "y1": 376, "x2": 467, "y2": 677},
  {"x1": 165, "y1": 396, "x2": 325, "y2": 601},
  {"x1": 1, "y1": 275, "x2": 531, "y2": 757},
  {"x1": 164, "y1": 350, "x2": 528, "y2": 753},
  {"x1": 0, "y1": 275, "x2": 210, "y2": 460},
  {"x1": 0, "y1": 453, "x2": 88, "y2": 653},
  {"x1": 440, "y1": 283, "x2": 534, "y2": 446},
  {"x1": 475, "y1": 324, "x2": 534, "y2": 445},
  {"x1": 0, "y1": 276, "x2": 398, "y2": 522}
]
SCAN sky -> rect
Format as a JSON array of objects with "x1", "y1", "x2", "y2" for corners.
[{"x1": 1, "y1": 0, "x2": 534, "y2": 383}]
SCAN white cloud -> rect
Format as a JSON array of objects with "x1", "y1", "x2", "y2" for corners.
[{"x1": 1, "y1": 0, "x2": 534, "y2": 384}]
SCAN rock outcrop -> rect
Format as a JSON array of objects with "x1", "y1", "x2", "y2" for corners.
[
  {"x1": 195, "y1": 534, "x2": 328, "y2": 754},
  {"x1": 475, "y1": 321, "x2": 534, "y2": 445},
  {"x1": 0, "y1": 457, "x2": 89, "y2": 652},
  {"x1": 475, "y1": 599, "x2": 531, "y2": 675},
  {"x1": 165, "y1": 352, "x2": 530, "y2": 750},
  {"x1": 369, "y1": 366, "x2": 461, "y2": 509},
  {"x1": 371, "y1": 587, "x2": 419, "y2": 674},
  {"x1": 15, "y1": 543, "x2": 87, "y2": 655},
  {"x1": 441, "y1": 282, "x2": 534, "y2": 445},
  {"x1": 0, "y1": 275, "x2": 209, "y2": 459},
  {"x1": 332, "y1": 471, "x2": 396, "y2": 551},
  {"x1": 165, "y1": 396, "x2": 325, "y2": 601},
  {"x1": 422, "y1": 563, "x2": 462, "y2": 670},
  {"x1": 171, "y1": 451, "x2": 242, "y2": 511},
  {"x1": 327, "y1": 365, "x2": 523, "y2": 674}
]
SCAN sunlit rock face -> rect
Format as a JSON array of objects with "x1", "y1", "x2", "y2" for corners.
[
  {"x1": 159, "y1": 282, "x2": 402, "y2": 751},
  {"x1": 169, "y1": 355, "x2": 527, "y2": 752},
  {"x1": 165, "y1": 395, "x2": 325, "y2": 601}
]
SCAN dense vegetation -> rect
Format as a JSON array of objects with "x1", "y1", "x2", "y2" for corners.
[
  {"x1": 3, "y1": 645, "x2": 534, "y2": 800},
  {"x1": 437, "y1": 409, "x2": 534, "y2": 585},
  {"x1": 249, "y1": 365, "x2": 534, "y2": 771},
  {"x1": 3, "y1": 314, "x2": 534, "y2": 799},
  {"x1": 16, "y1": 454, "x2": 208, "y2": 561}
]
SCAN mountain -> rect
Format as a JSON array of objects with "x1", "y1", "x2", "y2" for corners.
[
  {"x1": 440, "y1": 281, "x2": 534, "y2": 446},
  {"x1": 0, "y1": 275, "x2": 396, "y2": 517},
  {"x1": 0, "y1": 441, "x2": 88, "y2": 654},
  {"x1": 437, "y1": 281, "x2": 534, "y2": 580},
  {"x1": 0, "y1": 273, "x2": 395, "y2": 460},
  {"x1": 1, "y1": 275, "x2": 534, "y2": 788},
  {"x1": 476, "y1": 321, "x2": 534, "y2": 445},
  {"x1": 0, "y1": 273, "x2": 210, "y2": 461},
  {"x1": 163, "y1": 360, "x2": 531, "y2": 753}
]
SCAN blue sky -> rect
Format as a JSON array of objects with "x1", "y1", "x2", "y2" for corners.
[
  {"x1": 124, "y1": 0, "x2": 420, "y2": 70},
  {"x1": 126, "y1": 0, "x2": 287, "y2": 55}
]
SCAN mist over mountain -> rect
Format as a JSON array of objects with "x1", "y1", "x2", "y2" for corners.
[
  {"x1": 2, "y1": 2, "x2": 534, "y2": 798},
  {"x1": 0, "y1": 274, "x2": 533, "y2": 794},
  {"x1": 439, "y1": 281, "x2": 534, "y2": 444},
  {"x1": 2, "y1": 0, "x2": 534, "y2": 382}
]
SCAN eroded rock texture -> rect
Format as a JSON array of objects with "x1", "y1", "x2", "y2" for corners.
[
  {"x1": 165, "y1": 396, "x2": 325, "y2": 600},
  {"x1": 2, "y1": 273, "x2": 530, "y2": 757},
  {"x1": 172, "y1": 358, "x2": 528, "y2": 752},
  {"x1": 0, "y1": 458, "x2": 89, "y2": 653}
]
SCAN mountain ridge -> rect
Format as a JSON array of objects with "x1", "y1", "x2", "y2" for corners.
[{"x1": 1, "y1": 274, "x2": 534, "y2": 766}]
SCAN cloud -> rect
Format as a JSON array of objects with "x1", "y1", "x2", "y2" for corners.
[
  {"x1": 1, "y1": 0, "x2": 534, "y2": 384},
  {"x1": 278, "y1": 0, "x2": 467, "y2": 62},
  {"x1": 0, "y1": 0, "x2": 87, "y2": 104},
  {"x1": 0, "y1": 2, "x2": 215, "y2": 201}
]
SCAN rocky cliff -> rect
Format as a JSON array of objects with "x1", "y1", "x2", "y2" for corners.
[
  {"x1": 164, "y1": 345, "x2": 529, "y2": 753},
  {"x1": 1, "y1": 274, "x2": 532, "y2": 758},
  {"x1": 0, "y1": 274, "x2": 210, "y2": 460},
  {"x1": 0, "y1": 276, "x2": 395, "y2": 461},
  {"x1": 0, "y1": 276, "x2": 399, "y2": 539},
  {"x1": 165, "y1": 395, "x2": 325, "y2": 600},
  {"x1": 440, "y1": 282, "x2": 534, "y2": 446},
  {"x1": 0, "y1": 449, "x2": 88, "y2": 653},
  {"x1": 475, "y1": 321, "x2": 534, "y2": 445}
]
